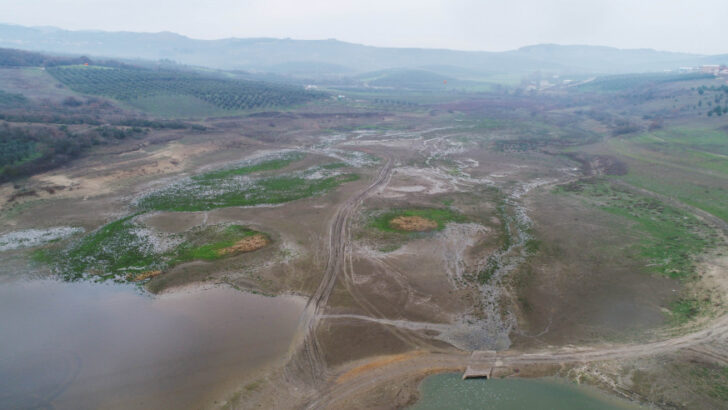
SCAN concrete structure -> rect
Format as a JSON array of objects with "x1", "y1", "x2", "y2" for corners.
[
  {"x1": 462, "y1": 350, "x2": 497, "y2": 379},
  {"x1": 462, "y1": 365, "x2": 492, "y2": 379}
]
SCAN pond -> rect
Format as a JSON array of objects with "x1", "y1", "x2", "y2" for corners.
[
  {"x1": 411, "y1": 372, "x2": 643, "y2": 410},
  {"x1": 0, "y1": 279, "x2": 304, "y2": 409}
]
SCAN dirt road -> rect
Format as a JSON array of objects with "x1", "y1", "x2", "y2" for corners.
[
  {"x1": 291, "y1": 142, "x2": 728, "y2": 408},
  {"x1": 291, "y1": 156, "x2": 393, "y2": 382},
  {"x1": 301, "y1": 159, "x2": 728, "y2": 409},
  {"x1": 306, "y1": 311, "x2": 728, "y2": 409}
]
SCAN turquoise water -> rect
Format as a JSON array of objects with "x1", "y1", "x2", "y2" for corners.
[{"x1": 412, "y1": 373, "x2": 642, "y2": 410}]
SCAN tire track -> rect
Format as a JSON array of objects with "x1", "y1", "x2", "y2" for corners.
[
  {"x1": 309, "y1": 312, "x2": 728, "y2": 409},
  {"x1": 289, "y1": 156, "x2": 393, "y2": 383}
]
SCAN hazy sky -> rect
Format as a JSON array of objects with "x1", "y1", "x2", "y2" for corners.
[{"x1": 2, "y1": 0, "x2": 727, "y2": 54}]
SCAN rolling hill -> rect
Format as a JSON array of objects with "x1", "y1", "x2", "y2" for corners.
[{"x1": 1, "y1": 23, "x2": 727, "y2": 77}]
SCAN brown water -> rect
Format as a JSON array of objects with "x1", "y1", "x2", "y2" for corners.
[{"x1": 0, "y1": 280, "x2": 305, "y2": 409}]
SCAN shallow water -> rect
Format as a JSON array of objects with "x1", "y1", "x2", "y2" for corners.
[
  {"x1": 412, "y1": 373, "x2": 643, "y2": 410},
  {"x1": 0, "y1": 280, "x2": 305, "y2": 409}
]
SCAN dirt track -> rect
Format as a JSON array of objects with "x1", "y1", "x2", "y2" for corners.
[
  {"x1": 295, "y1": 153, "x2": 728, "y2": 409},
  {"x1": 307, "y1": 311, "x2": 728, "y2": 409},
  {"x1": 291, "y1": 156, "x2": 394, "y2": 382}
]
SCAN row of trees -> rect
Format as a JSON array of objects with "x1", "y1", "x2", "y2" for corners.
[
  {"x1": 0, "y1": 48, "x2": 91, "y2": 67},
  {"x1": 697, "y1": 84, "x2": 728, "y2": 95},
  {"x1": 707, "y1": 105, "x2": 728, "y2": 117},
  {"x1": 0, "y1": 90, "x2": 27, "y2": 105},
  {"x1": 48, "y1": 66, "x2": 326, "y2": 110},
  {"x1": 695, "y1": 86, "x2": 728, "y2": 116},
  {"x1": 0, "y1": 47, "x2": 135, "y2": 68},
  {"x1": 581, "y1": 72, "x2": 713, "y2": 92}
]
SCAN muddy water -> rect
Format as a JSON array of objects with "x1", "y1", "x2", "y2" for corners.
[
  {"x1": 0, "y1": 280, "x2": 305, "y2": 409},
  {"x1": 412, "y1": 373, "x2": 643, "y2": 410}
]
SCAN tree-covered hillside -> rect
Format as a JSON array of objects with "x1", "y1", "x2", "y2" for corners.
[{"x1": 48, "y1": 66, "x2": 326, "y2": 111}]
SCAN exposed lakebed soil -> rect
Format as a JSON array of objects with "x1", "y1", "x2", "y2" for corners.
[{"x1": 2, "y1": 107, "x2": 727, "y2": 410}]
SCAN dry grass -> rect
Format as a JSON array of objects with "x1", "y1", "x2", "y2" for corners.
[
  {"x1": 217, "y1": 234, "x2": 269, "y2": 256},
  {"x1": 129, "y1": 270, "x2": 162, "y2": 282},
  {"x1": 389, "y1": 216, "x2": 438, "y2": 232}
]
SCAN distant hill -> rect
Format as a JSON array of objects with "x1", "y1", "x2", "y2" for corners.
[
  {"x1": 0, "y1": 47, "x2": 326, "y2": 117},
  {"x1": 1, "y1": 23, "x2": 727, "y2": 77}
]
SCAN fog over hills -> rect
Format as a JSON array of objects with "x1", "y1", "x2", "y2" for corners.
[{"x1": 0, "y1": 23, "x2": 726, "y2": 76}]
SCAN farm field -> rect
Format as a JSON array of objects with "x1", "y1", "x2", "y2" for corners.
[{"x1": 48, "y1": 65, "x2": 326, "y2": 117}]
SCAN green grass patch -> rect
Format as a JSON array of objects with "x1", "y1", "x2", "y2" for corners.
[
  {"x1": 477, "y1": 255, "x2": 500, "y2": 284},
  {"x1": 495, "y1": 198, "x2": 513, "y2": 252},
  {"x1": 473, "y1": 118, "x2": 506, "y2": 130},
  {"x1": 689, "y1": 365, "x2": 728, "y2": 401},
  {"x1": 523, "y1": 238, "x2": 541, "y2": 254},
  {"x1": 617, "y1": 171, "x2": 728, "y2": 223},
  {"x1": 125, "y1": 94, "x2": 228, "y2": 118},
  {"x1": 555, "y1": 179, "x2": 714, "y2": 280},
  {"x1": 607, "y1": 129, "x2": 728, "y2": 223},
  {"x1": 611, "y1": 129, "x2": 728, "y2": 176},
  {"x1": 49, "y1": 218, "x2": 269, "y2": 283},
  {"x1": 62, "y1": 213, "x2": 164, "y2": 281},
  {"x1": 632, "y1": 128, "x2": 728, "y2": 156},
  {"x1": 370, "y1": 208, "x2": 466, "y2": 233},
  {"x1": 174, "y1": 225, "x2": 267, "y2": 262},
  {"x1": 577, "y1": 72, "x2": 713, "y2": 93},
  {"x1": 30, "y1": 247, "x2": 58, "y2": 264},
  {"x1": 669, "y1": 298, "x2": 701, "y2": 324},
  {"x1": 137, "y1": 154, "x2": 358, "y2": 212},
  {"x1": 194, "y1": 152, "x2": 304, "y2": 181}
]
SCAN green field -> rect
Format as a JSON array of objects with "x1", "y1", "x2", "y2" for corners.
[
  {"x1": 577, "y1": 72, "x2": 713, "y2": 93},
  {"x1": 124, "y1": 94, "x2": 228, "y2": 118},
  {"x1": 173, "y1": 225, "x2": 268, "y2": 263},
  {"x1": 194, "y1": 152, "x2": 304, "y2": 181},
  {"x1": 556, "y1": 178, "x2": 715, "y2": 280},
  {"x1": 48, "y1": 65, "x2": 325, "y2": 115},
  {"x1": 60, "y1": 214, "x2": 165, "y2": 281},
  {"x1": 41, "y1": 218, "x2": 268, "y2": 283},
  {"x1": 608, "y1": 127, "x2": 728, "y2": 222},
  {"x1": 612, "y1": 128, "x2": 728, "y2": 174},
  {"x1": 137, "y1": 153, "x2": 359, "y2": 212}
]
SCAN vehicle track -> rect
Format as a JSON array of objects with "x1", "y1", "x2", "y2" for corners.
[
  {"x1": 290, "y1": 155, "x2": 393, "y2": 383},
  {"x1": 307, "y1": 312, "x2": 728, "y2": 409},
  {"x1": 301, "y1": 152, "x2": 728, "y2": 409},
  {"x1": 293, "y1": 136, "x2": 728, "y2": 407}
]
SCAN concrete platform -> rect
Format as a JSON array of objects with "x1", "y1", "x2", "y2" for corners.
[
  {"x1": 462, "y1": 365, "x2": 493, "y2": 379},
  {"x1": 462, "y1": 350, "x2": 498, "y2": 379}
]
